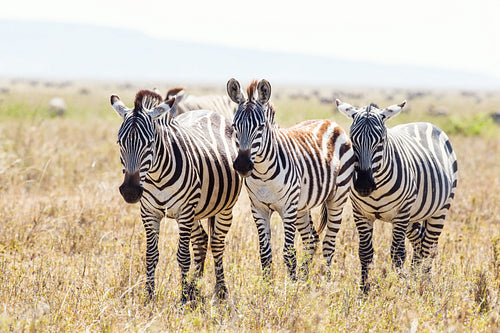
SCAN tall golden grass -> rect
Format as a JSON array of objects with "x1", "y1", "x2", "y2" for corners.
[{"x1": 0, "y1": 80, "x2": 498, "y2": 331}]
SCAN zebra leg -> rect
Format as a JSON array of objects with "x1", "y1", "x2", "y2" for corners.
[
  {"x1": 354, "y1": 211, "x2": 375, "y2": 294},
  {"x1": 211, "y1": 210, "x2": 232, "y2": 300},
  {"x1": 140, "y1": 205, "x2": 163, "y2": 300},
  {"x1": 420, "y1": 214, "x2": 447, "y2": 272},
  {"x1": 322, "y1": 185, "x2": 350, "y2": 278},
  {"x1": 251, "y1": 206, "x2": 273, "y2": 279},
  {"x1": 296, "y1": 210, "x2": 319, "y2": 280},
  {"x1": 190, "y1": 219, "x2": 209, "y2": 279},
  {"x1": 406, "y1": 222, "x2": 423, "y2": 268},
  {"x1": 176, "y1": 209, "x2": 197, "y2": 304},
  {"x1": 390, "y1": 211, "x2": 411, "y2": 272},
  {"x1": 279, "y1": 206, "x2": 298, "y2": 281}
]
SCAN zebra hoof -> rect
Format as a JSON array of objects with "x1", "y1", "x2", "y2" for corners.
[
  {"x1": 181, "y1": 282, "x2": 201, "y2": 305},
  {"x1": 360, "y1": 282, "x2": 371, "y2": 295},
  {"x1": 215, "y1": 283, "x2": 228, "y2": 301}
]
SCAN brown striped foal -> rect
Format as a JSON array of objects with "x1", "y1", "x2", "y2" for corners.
[{"x1": 227, "y1": 78, "x2": 355, "y2": 279}]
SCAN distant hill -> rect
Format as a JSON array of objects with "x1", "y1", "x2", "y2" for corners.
[{"x1": 1, "y1": 20, "x2": 499, "y2": 89}]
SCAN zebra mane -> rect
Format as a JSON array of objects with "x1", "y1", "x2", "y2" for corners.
[
  {"x1": 366, "y1": 103, "x2": 379, "y2": 114},
  {"x1": 266, "y1": 102, "x2": 277, "y2": 126},
  {"x1": 246, "y1": 79, "x2": 259, "y2": 101},
  {"x1": 134, "y1": 90, "x2": 163, "y2": 112}
]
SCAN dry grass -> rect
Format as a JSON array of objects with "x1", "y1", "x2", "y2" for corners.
[{"x1": 0, "y1": 80, "x2": 499, "y2": 332}]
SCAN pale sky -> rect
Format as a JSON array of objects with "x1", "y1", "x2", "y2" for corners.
[{"x1": 2, "y1": 0, "x2": 499, "y2": 79}]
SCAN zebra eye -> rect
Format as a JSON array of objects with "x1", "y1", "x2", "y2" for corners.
[{"x1": 257, "y1": 124, "x2": 265, "y2": 131}]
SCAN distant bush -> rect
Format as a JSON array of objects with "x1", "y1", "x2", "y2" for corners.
[{"x1": 438, "y1": 113, "x2": 497, "y2": 137}]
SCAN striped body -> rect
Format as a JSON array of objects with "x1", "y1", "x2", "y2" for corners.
[
  {"x1": 352, "y1": 123, "x2": 457, "y2": 222},
  {"x1": 112, "y1": 90, "x2": 241, "y2": 302},
  {"x1": 228, "y1": 79, "x2": 354, "y2": 279},
  {"x1": 336, "y1": 100, "x2": 458, "y2": 292}
]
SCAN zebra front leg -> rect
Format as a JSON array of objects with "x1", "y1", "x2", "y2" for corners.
[
  {"x1": 176, "y1": 209, "x2": 197, "y2": 304},
  {"x1": 354, "y1": 212, "x2": 374, "y2": 294},
  {"x1": 296, "y1": 210, "x2": 319, "y2": 280},
  {"x1": 280, "y1": 206, "x2": 298, "y2": 281},
  {"x1": 191, "y1": 219, "x2": 209, "y2": 279},
  {"x1": 251, "y1": 206, "x2": 273, "y2": 279},
  {"x1": 140, "y1": 206, "x2": 163, "y2": 300},
  {"x1": 211, "y1": 210, "x2": 233, "y2": 300}
]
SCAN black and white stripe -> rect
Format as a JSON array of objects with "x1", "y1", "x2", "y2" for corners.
[
  {"x1": 227, "y1": 79, "x2": 355, "y2": 279},
  {"x1": 336, "y1": 99, "x2": 458, "y2": 292},
  {"x1": 111, "y1": 90, "x2": 241, "y2": 302}
]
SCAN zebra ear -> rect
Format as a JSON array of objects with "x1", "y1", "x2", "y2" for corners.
[
  {"x1": 227, "y1": 78, "x2": 245, "y2": 104},
  {"x1": 335, "y1": 99, "x2": 358, "y2": 119},
  {"x1": 257, "y1": 79, "x2": 271, "y2": 104},
  {"x1": 110, "y1": 94, "x2": 131, "y2": 118},
  {"x1": 379, "y1": 100, "x2": 406, "y2": 122},
  {"x1": 168, "y1": 89, "x2": 186, "y2": 117},
  {"x1": 148, "y1": 97, "x2": 176, "y2": 120}
]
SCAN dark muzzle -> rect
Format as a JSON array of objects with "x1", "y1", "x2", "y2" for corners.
[
  {"x1": 233, "y1": 150, "x2": 254, "y2": 178},
  {"x1": 353, "y1": 168, "x2": 376, "y2": 197},
  {"x1": 119, "y1": 171, "x2": 143, "y2": 203}
]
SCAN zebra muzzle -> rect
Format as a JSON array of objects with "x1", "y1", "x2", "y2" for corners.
[
  {"x1": 233, "y1": 150, "x2": 254, "y2": 177},
  {"x1": 353, "y1": 168, "x2": 376, "y2": 197},
  {"x1": 119, "y1": 171, "x2": 143, "y2": 203}
]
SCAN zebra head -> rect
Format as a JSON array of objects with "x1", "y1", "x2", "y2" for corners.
[
  {"x1": 227, "y1": 78, "x2": 273, "y2": 178},
  {"x1": 336, "y1": 99, "x2": 406, "y2": 197},
  {"x1": 111, "y1": 90, "x2": 175, "y2": 203}
]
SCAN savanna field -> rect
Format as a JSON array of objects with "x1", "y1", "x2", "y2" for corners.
[{"x1": 0, "y1": 79, "x2": 499, "y2": 332}]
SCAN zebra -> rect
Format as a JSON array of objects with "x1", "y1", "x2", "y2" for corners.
[
  {"x1": 163, "y1": 87, "x2": 236, "y2": 119},
  {"x1": 110, "y1": 89, "x2": 242, "y2": 302},
  {"x1": 335, "y1": 99, "x2": 458, "y2": 293},
  {"x1": 227, "y1": 78, "x2": 355, "y2": 279}
]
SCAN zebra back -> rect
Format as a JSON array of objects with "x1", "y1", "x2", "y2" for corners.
[{"x1": 165, "y1": 87, "x2": 236, "y2": 119}]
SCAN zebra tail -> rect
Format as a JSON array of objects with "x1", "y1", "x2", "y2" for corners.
[{"x1": 317, "y1": 202, "x2": 328, "y2": 235}]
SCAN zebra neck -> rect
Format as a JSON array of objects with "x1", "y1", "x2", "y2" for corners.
[
  {"x1": 252, "y1": 127, "x2": 281, "y2": 180},
  {"x1": 374, "y1": 137, "x2": 396, "y2": 180},
  {"x1": 148, "y1": 122, "x2": 184, "y2": 179}
]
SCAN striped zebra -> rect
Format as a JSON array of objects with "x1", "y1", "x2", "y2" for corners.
[
  {"x1": 335, "y1": 99, "x2": 458, "y2": 293},
  {"x1": 164, "y1": 87, "x2": 236, "y2": 119},
  {"x1": 110, "y1": 89, "x2": 242, "y2": 302},
  {"x1": 227, "y1": 79, "x2": 355, "y2": 279}
]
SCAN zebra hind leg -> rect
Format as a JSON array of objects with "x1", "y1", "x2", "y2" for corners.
[
  {"x1": 420, "y1": 215, "x2": 446, "y2": 274},
  {"x1": 211, "y1": 210, "x2": 233, "y2": 300},
  {"x1": 296, "y1": 210, "x2": 319, "y2": 280},
  {"x1": 191, "y1": 219, "x2": 209, "y2": 279},
  {"x1": 406, "y1": 222, "x2": 424, "y2": 268},
  {"x1": 321, "y1": 204, "x2": 344, "y2": 280}
]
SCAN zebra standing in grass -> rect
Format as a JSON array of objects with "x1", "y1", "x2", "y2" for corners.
[
  {"x1": 335, "y1": 99, "x2": 458, "y2": 293},
  {"x1": 227, "y1": 79, "x2": 355, "y2": 279},
  {"x1": 163, "y1": 87, "x2": 236, "y2": 119},
  {"x1": 111, "y1": 89, "x2": 241, "y2": 302}
]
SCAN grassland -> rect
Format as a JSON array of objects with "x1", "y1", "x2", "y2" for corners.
[{"x1": 0, "y1": 79, "x2": 499, "y2": 332}]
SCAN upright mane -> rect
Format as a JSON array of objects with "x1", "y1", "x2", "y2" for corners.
[
  {"x1": 246, "y1": 80, "x2": 259, "y2": 101},
  {"x1": 134, "y1": 90, "x2": 163, "y2": 112},
  {"x1": 366, "y1": 103, "x2": 379, "y2": 114}
]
